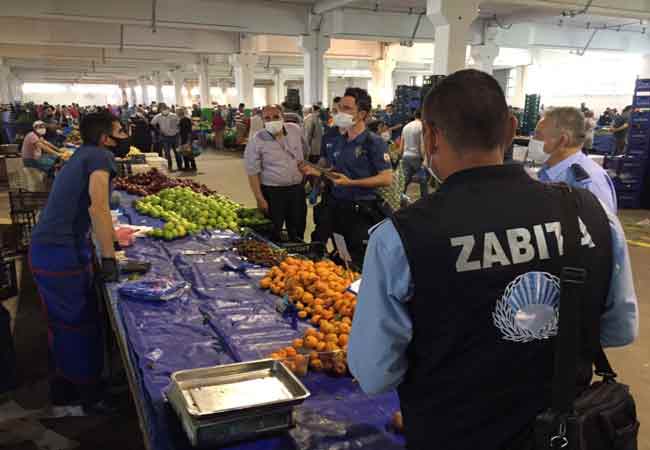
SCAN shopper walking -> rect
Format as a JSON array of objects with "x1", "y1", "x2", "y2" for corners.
[
  {"x1": 299, "y1": 87, "x2": 392, "y2": 267},
  {"x1": 178, "y1": 108, "x2": 196, "y2": 172},
  {"x1": 151, "y1": 105, "x2": 182, "y2": 171},
  {"x1": 244, "y1": 104, "x2": 309, "y2": 242},
  {"x1": 610, "y1": 105, "x2": 632, "y2": 155},
  {"x1": 533, "y1": 107, "x2": 617, "y2": 213},
  {"x1": 212, "y1": 107, "x2": 226, "y2": 150},
  {"x1": 347, "y1": 70, "x2": 638, "y2": 450},
  {"x1": 400, "y1": 110, "x2": 428, "y2": 198},
  {"x1": 234, "y1": 103, "x2": 249, "y2": 144},
  {"x1": 303, "y1": 105, "x2": 323, "y2": 163},
  {"x1": 30, "y1": 112, "x2": 125, "y2": 415}
]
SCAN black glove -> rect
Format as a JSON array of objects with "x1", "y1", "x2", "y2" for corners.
[
  {"x1": 113, "y1": 241, "x2": 122, "y2": 251},
  {"x1": 100, "y1": 257, "x2": 119, "y2": 283}
]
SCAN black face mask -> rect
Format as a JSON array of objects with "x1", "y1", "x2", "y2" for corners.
[{"x1": 108, "y1": 136, "x2": 130, "y2": 158}]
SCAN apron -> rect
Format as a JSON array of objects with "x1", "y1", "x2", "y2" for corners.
[{"x1": 29, "y1": 241, "x2": 103, "y2": 387}]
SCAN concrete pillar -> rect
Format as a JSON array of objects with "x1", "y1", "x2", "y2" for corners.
[
  {"x1": 0, "y1": 64, "x2": 10, "y2": 104},
  {"x1": 370, "y1": 44, "x2": 398, "y2": 107},
  {"x1": 152, "y1": 71, "x2": 164, "y2": 103},
  {"x1": 230, "y1": 53, "x2": 257, "y2": 107},
  {"x1": 139, "y1": 76, "x2": 149, "y2": 105},
  {"x1": 129, "y1": 82, "x2": 138, "y2": 106},
  {"x1": 470, "y1": 26, "x2": 499, "y2": 74},
  {"x1": 299, "y1": 33, "x2": 331, "y2": 106},
  {"x1": 427, "y1": 0, "x2": 480, "y2": 75},
  {"x1": 170, "y1": 71, "x2": 185, "y2": 107},
  {"x1": 273, "y1": 69, "x2": 287, "y2": 105},
  {"x1": 197, "y1": 56, "x2": 211, "y2": 107}
]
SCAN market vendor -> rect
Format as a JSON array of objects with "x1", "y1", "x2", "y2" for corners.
[
  {"x1": 29, "y1": 112, "x2": 125, "y2": 415},
  {"x1": 300, "y1": 87, "x2": 392, "y2": 268},
  {"x1": 347, "y1": 69, "x2": 638, "y2": 450},
  {"x1": 21, "y1": 120, "x2": 64, "y2": 175},
  {"x1": 533, "y1": 107, "x2": 618, "y2": 213},
  {"x1": 244, "y1": 104, "x2": 309, "y2": 242}
]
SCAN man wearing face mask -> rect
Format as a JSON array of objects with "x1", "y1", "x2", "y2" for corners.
[
  {"x1": 21, "y1": 120, "x2": 64, "y2": 175},
  {"x1": 30, "y1": 112, "x2": 127, "y2": 415},
  {"x1": 300, "y1": 87, "x2": 392, "y2": 267},
  {"x1": 533, "y1": 107, "x2": 617, "y2": 213},
  {"x1": 151, "y1": 104, "x2": 182, "y2": 171},
  {"x1": 348, "y1": 70, "x2": 638, "y2": 450},
  {"x1": 244, "y1": 104, "x2": 309, "y2": 242}
]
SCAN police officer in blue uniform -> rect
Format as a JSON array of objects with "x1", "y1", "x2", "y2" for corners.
[
  {"x1": 530, "y1": 106, "x2": 618, "y2": 213},
  {"x1": 347, "y1": 70, "x2": 638, "y2": 450},
  {"x1": 300, "y1": 87, "x2": 392, "y2": 267}
]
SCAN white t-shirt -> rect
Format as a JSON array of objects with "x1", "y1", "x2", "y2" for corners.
[{"x1": 401, "y1": 119, "x2": 422, "y2": 158}]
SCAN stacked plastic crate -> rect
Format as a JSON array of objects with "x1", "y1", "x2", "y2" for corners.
[
  {"x1": 520, "y1": 94, "x2": 541, "y2": 135},
  {"x1": 605, "y1": 79, "x2": 650, "y2": 209},
  {"x1": 393, "y1": 85, "x2": 421, "y2": 122}
]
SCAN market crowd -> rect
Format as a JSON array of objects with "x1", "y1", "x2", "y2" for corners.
[{"x1": 1, "y1": 69, "x2": 639, "y2": 450}]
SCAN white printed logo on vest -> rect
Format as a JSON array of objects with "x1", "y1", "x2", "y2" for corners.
[{"x1": 493, "y1": 271, "x2": 560, "y2": 342}]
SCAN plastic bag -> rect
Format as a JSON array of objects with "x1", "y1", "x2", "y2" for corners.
[{"x1": 118, "y1": 278, "x2": 191, "y2": 302}]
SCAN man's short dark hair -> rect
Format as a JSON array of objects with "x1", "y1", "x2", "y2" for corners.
[
  {"x1": 344, "y1": 87, "x2": 372, "y2": 113},
  {"x1": 386, "y1": 103, "x2": 393, "y2": 108},
  {"x1": 239, "y1": 103, "x2": 245, "y2": 109},
  {"x1": 422, "y1": 69, "x2": 509, "y2": 152},
  {"x1": 312, "y1": 104, "x2": 321, "y2": 112},
  {"x1": 80, "y1": 112, "x2": 116, "y2": 146},
  {"x1": 333, "y1": 96, "x2": 341, "y2": 104},
  {"x1": 414, "y1": 110, "x2": 421, "y2": 119}
]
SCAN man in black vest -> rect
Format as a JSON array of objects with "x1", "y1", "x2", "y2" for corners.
[{"x1": 347, "y1": 69, "x2": 638, "y2": 450}]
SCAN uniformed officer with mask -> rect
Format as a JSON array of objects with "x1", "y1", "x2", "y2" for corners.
[
  {"x1": 529, "y1": 107, "x2": 618, "y2": 213},
  {"x1": 299, "y1": 87, "x2": 392, "y2": 267},
  {"x1": 347, "y1": 70, "x2": 638, "y2": 450}
]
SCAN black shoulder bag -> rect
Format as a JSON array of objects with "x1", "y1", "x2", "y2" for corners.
[{"x1": 534, "y1": 187, "x2": 639, "y2": 450}]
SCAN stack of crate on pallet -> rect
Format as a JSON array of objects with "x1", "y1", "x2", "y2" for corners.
[{"x1": 604, "y1": 79, "x2": 650, "y2": 209}]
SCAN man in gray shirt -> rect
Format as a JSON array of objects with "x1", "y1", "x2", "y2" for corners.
[
  {"x1": 151, "y1": 104, "x2": 181, "y2": 171},
  {"x1": 303, "y1": 105, "x2": 324, "y2": 163},
  {"x1": 244, "y1": 104, "x2": 309, "y2": 242},
  {"x1": 400, "y1": 110, "x2": 428, "y2": 198}
]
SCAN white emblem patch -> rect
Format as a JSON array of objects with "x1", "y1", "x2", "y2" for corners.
[{"x1": 493, "y1": 271, "x2": 560, "y2": 343}]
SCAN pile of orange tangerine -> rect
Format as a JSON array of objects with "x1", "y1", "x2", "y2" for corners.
[{"x1": 259, "y1": 257, "x2": 360, "y2": 376}]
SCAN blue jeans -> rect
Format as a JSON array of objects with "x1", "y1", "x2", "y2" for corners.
[
  {"x1": 23, "y1": 156, "x2": 58, "y2": 177},
  {"x1": 160, "y1": 134, "x2": 182, "y2": 170},
  {"x1": 402, "y1": 155, "x2": 429, "y2": 198}
]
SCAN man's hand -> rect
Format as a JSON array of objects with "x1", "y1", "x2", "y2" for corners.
[
  {"x1": 327, "y1": 172, "x2": 354, "y2": 186},
  {"x1": 100, "y1": 257, "x2": 119, "y2": 283},
  {"x1": 256, "y1": 197, "x2": 269, "y2": 215},
  {"x1": 298, "y1": 161, "x2": 321, "y2": 177}
]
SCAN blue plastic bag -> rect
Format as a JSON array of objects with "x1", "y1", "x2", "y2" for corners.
[{"x1": 118, "y1": 278, "x2": 191, "y2": 302}]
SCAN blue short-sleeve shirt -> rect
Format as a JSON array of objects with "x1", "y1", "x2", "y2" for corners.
[
  {"x1": 322, "y1": 127, "x2": 391, "y2": 201},
  {"x1": 32, "y1": 145, "x2": 116, "y2": 246}
]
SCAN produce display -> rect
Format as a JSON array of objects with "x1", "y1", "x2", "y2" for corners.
[
  {"x1": 237, "y1": 208, "x2": 272, "y2": 228},
  {"x1": 234, "y1": 239, "x2": 286, "y2": 267},
  {"x1": 127, "y1": 146, "x2": 142, "y2": 157},
  {"x1": 65, "y1": 129, "x2": 81, "y2": 145},
  {"x1": 114, "y1": 168, "x2": 215, "y2": 196},
  {"x1": 259, "y1": 257, "x2": 360, "y2": 376},
  {"x1": 58, "y1": 149, "x2": 73, "y2": 161},
  {"x1": 136, "y1": 187, "x2": 242, "y2": 239}
]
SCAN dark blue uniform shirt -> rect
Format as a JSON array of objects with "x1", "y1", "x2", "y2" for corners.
[
  {"x1": 322, "y1": 127, "x2": 391, "y2": 201},
  {"x1": 32, "y1": 145, "x2": 116, "y2": 246}
]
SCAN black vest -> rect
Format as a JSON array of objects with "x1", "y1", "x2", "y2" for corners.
[{"x1": 391, "y1": 165, "x2": 612, "y2": 450}]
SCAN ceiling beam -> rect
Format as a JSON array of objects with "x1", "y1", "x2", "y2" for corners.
[{"x1": 312, "y1": 0, "x2": 357, "y2": 15}]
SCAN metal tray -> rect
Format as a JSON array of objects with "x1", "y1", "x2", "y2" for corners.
[{"x1": 168, "y1": 359, "x2": 310, "y2": 447}]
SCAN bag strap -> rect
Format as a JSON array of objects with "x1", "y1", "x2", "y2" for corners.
[{"x1": 552, "y1": 185, "x2": 586, "y2": 414}]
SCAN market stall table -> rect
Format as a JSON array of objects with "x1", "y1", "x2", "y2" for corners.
[{"x1": 102, "y1": 193, "x2": 404, "y2": 450}]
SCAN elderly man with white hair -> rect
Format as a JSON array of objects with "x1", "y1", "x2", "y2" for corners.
[{"x1": 531, "y1": 106, "x2": 618, "y2": 213}]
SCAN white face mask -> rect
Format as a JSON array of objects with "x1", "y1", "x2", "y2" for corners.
[
  {"x1": 36, "y1": 128, "x2": 46, "y2": 136},
  {"x1": 334, "y1": 112, "x2": 355, "y2": 130},
  {"x1": 161, "y1": 110, "x2": 169, "y2": 116},
  {"x1": 527, "y1": 138, "x2": 549, "y2": 164},
  {"x1": 381, "y1": 131, "x2": 391, "y2": 142},
  {"x1": 265, "y1": 120, "x2": 283, "y2": 135}
]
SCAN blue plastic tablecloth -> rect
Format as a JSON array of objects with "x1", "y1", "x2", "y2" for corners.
[
  {"x1": 106, "y1": 193, "x2": 403, "y2": 450},
  {"x1": 593, "y1": 133, "x2": 616, "y2": 155}
]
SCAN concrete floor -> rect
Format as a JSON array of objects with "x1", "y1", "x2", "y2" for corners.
[{"x1": 1, "y1": 149, "x2": 648, "y2": 450}]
